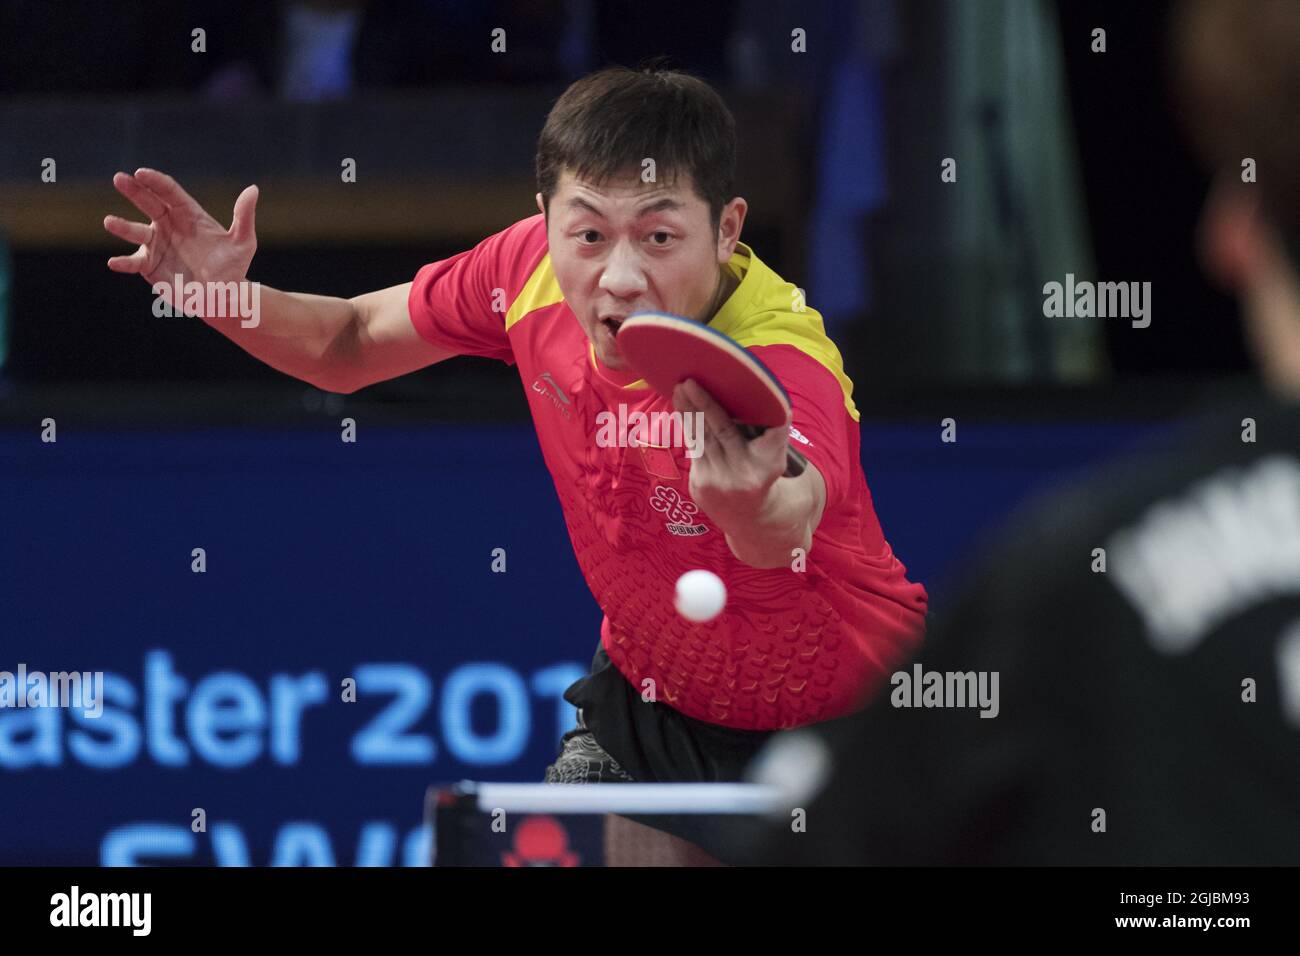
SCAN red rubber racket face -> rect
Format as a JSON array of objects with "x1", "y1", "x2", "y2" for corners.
[{"x1": 615, "y1": 312, "x2": 791, "y2": 428}]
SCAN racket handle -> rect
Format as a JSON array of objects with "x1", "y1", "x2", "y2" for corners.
[{"x1": 735, "y1": 424, "x2": 808, "y2": 478}]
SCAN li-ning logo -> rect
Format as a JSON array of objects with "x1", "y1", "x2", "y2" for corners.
[
  {"x1": 649, "y1": 485, "x2": 709, "y2": 537},
  {"x1": 531, "y1": 372, "x2": 573, "y2": 421}
]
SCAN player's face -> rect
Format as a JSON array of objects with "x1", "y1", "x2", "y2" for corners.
[{"x1": 540, "y1": 169, "x2": 745, "y2": 371}]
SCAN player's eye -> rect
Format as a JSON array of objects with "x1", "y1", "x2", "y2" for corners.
[
  {"x1": 648, "y1": 231, "x2": 674, "y2": 246},
  {"x1": 577, "y1": 229, "x2": 602, "y2": 244}
]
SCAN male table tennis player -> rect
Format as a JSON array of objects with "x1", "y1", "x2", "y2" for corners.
[
  {"x1": 742, "y1": 0, "x2": 1300, "y2": 866},
  {"x1": 104, "y1": 66, "x2": 928, "y2": 864}
]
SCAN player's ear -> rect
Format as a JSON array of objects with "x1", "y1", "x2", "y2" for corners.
[
  {"x1": 535, "y1": 192, "x2": 546, "y2": 217},
  {"x1": 716, "y1": 196, "x2": 748, "y2": 263}
]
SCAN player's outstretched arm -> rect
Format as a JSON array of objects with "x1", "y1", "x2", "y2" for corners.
[
  {"x1": 326, "y1": 282, "x2": 457, "y2": 394},
  {"x1": 104, "y1": 168, "x2": 453, "y2": 392}
]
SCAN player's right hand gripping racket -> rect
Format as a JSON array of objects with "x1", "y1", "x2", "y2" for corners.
[{"x1": 616, "y1": 311, "x2": 808, "y2": 478}]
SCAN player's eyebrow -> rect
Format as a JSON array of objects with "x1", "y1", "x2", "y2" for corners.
[
  {"x1": 565, "y1": 196, "x2": 684, "y2": 218},
  {"x1": 566, "y1": 197, "x2": 605, "y2": 217},
  {"x1": 633, "y1": 198, "x2": 684, "y2": 217}
]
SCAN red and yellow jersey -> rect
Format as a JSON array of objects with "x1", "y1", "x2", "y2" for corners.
[{"x1": 409, "y1": 214, "x2": 927, "y2": 730}]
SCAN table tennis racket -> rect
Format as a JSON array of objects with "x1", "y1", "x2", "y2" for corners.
[{"x1": 615, "y1": 311, "x2": 808, "y2": 478}]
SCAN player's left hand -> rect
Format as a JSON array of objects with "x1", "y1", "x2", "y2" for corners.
[{"x1": 672, "y1": 377, "x2": 791, "y2": 531}]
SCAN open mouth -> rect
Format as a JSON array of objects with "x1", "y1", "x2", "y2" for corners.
[{"x1": 601, "y1": 317, "x2": 625, "y2": 336}]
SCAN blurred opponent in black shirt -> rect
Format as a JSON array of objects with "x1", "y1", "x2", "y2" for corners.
[{"x1": 744, "y1": 389, "x2": 1300, "y2": 865}]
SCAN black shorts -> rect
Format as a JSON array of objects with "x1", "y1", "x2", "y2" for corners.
[
  {"x1": 542, "y1": 644, "x2": 780, "y2": 862},
  {"x1": 545, "y1": 643, "x2": 776, "y2": 784}
]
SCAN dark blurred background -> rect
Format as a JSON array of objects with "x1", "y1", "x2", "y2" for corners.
[
  {"x1": 0, "y1": 0, "x2": 1246, "y2": 400},
  {"x1": 0, "y1": 0, "x2": 1254, "y2": 866}
]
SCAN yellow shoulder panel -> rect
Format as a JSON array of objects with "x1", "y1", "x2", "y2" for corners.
[
  {"x1": 712, "y1": 247, "x2": 861, "y2": 423},
  {"x1": 505, "y1": 254, "x2": 565, "y2": 332}
]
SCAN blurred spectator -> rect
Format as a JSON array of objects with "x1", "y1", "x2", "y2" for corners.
[{"x1": 279, "y1": 0, "x2": 365, "y2": 101}]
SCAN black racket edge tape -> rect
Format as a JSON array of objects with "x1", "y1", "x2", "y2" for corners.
[
  {"x1": 735, "y1": 423, "x2": 808, "y2": 478},
  {"x1": 690, "y1": 322, "x2": 807, "y2": 477}
]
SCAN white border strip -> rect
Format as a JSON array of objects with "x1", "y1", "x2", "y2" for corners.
[{"x1": 474, "y1": 783, "x2": 788, "y2": 815}]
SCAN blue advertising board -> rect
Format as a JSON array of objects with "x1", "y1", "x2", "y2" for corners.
[{"x1": 0, "y1": 419, "x2": 1166, "y2": 864}]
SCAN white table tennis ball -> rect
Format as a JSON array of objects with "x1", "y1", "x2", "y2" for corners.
[{"x1": 674, "y1": 569, "x2": 727, "y2": 623}]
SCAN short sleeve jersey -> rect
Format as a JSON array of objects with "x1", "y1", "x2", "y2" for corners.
[{"x1": 409, "y1": 214, "x2": 928, "y2": 730}]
